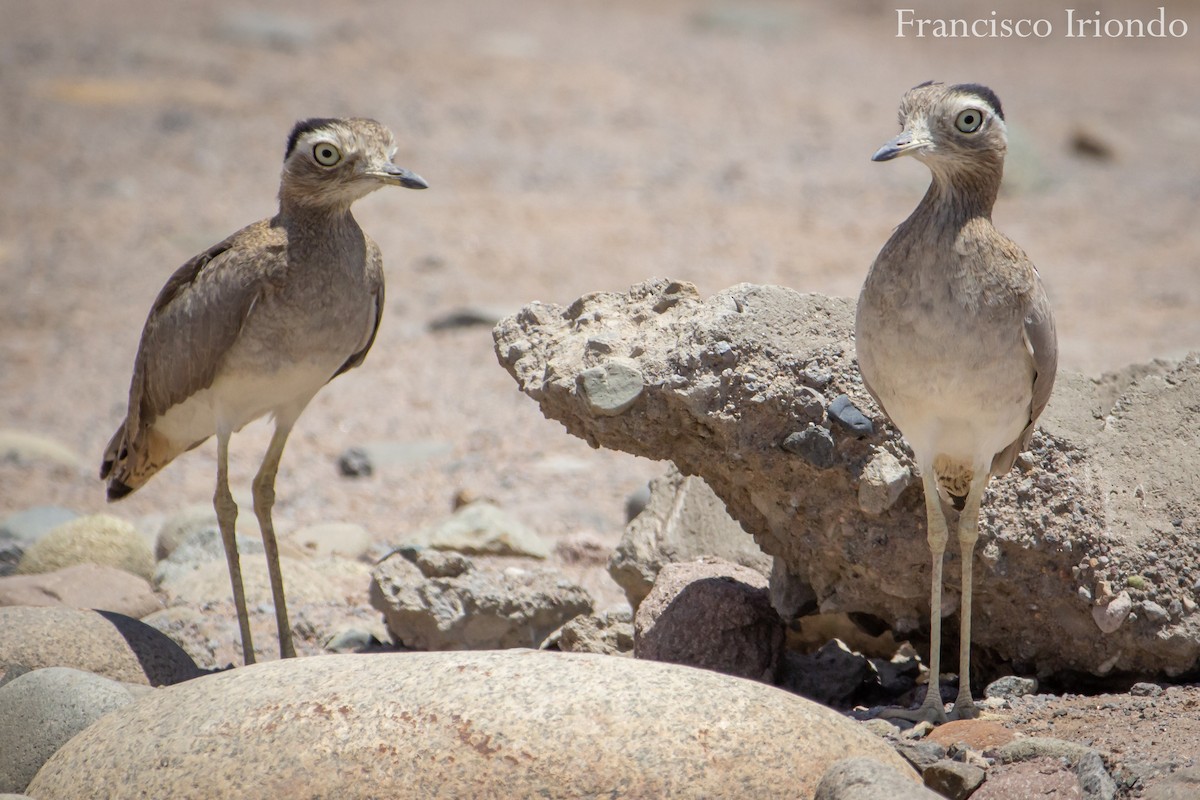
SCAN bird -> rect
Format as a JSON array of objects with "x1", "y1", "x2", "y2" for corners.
[
  {"x1": 100, "y1": 117, "x2": 427, "y2": 665},
  {"x1": 855, "y1": 82, "x2": 1057, "y2": 722}
]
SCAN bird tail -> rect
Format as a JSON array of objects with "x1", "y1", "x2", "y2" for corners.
[{"x1": 100, "y1": 423, "x2": 176, "y2": 501}]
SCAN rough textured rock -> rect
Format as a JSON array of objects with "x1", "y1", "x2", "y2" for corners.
[
  {"x1": 781, "y1": 639, "x2": 872, "y2": 707},
  {"x1": 634, "y1": 557, "x2": 783, "y2": 683},
  {"x1": 27, "y1": 651, "x2": 919, "y2": 799},
  {"x1": 542, "y1": 608, "x2": 634, "y2": 655},
  {"x1": 1142, "y1": 767, "x2": 1200, "y2": 800},
  {"x1": 410, "y1": 501, "x2": 551, "y2": 559},
  {"x1": 922, "y1": 760, "x2": 985, "y2": 800},
  {"x1": 0, "y1": 667, "x2": 141, "y2": 793},
  {"x1": 369, "y1": 548, "x2": 592, "y2": 650},
  {"x1": 16, "y1": 514, "x2": 154, "y2": 581},
  {"x1": 815, "y1": 757, "x2": 942, "y2": 800},
  {"x1": 0, "y1": 606, "x2": 202, "y2": 686},
  {"x1": 609, "y1": 464, "x2": 772, "y2": 609},
  {"x1": 494, "y1": 279, "x2": 1200, "y2": 680},
  {"x1": 0, "y1": 564, "x2": 162, "y2": 618}
]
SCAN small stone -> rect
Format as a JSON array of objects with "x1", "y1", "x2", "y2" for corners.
[
  {"x1": 1141, "y1": 600, "x2": 1169, "y2": 623},
  {"x1": 801, "y1": 367, "x2": 832, "y2": 390},
  {"x1": 0, "y1": 507, "x2": 78, "y2": 548},
  {"x1": 417, "y1": 501, "x2": 550, "y2": 559},
  {"x1": 1126, "y1": 575, "x2": 1147, "y2": 590},
  {"x1": 1092, "y1": 590, "x2": 1132, "y2": 633},
  {"x1": 624, "y1": 483, "x2": 651, "y2": 522},
  {"x1": 337, "y1": 447, "x2": 373, "y2": 477},
  {"x1": 1130, "y1": 682, "x2": 1163, "y2": 697},
  {"x1": 1074, "y1": 750, "x2": 1117, "y2": 800},
  {"x1": 782, "y1": 424, "x2": 836, "y2": 469},
  {"x1": 1168, "y1": 598, "x2": 1184, "y2": 618},
  {"x1": 578, "y1": 359, "x2": 644, "y2": 416},
  {"x1": 405, "y1": 547, "x2": 472, "y2": 579},
  {"x1": 816, "y1": 757, "x2": 941, "y2": 800},
  {"x1": 17, "y1": 514, "x2": 154, "y2": 581},
  {"x1": 858, "y1": 449, "x2": 912, "y2": 515},
  {"x1": 922, "y1": 759, "x2": 985, "y2": 800},
  {"x1": 793, "y1": 387, "x2": 827, "y2": 422},
  {"x1": 985, "y1": 675, "x2": 1039, "y2": 700},
  {"x1": 827, "y1": 394, "x2": 874, "y2": 437},
  {"x1": 428, "y1": 306, "x2": 509, "y2": 331},
  {"x1": 288, "y1": 522, "x2": 371, "y2": 561},
  {"x1": 894, "y1": 740, "x2": 949, "y2": 771}
]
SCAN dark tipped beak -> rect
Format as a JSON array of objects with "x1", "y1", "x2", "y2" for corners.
[
  {"x1": 871, "y1": 131, "x2": 928, "y2": 162},
  {"x1": 373, "y1": 164, "x2": 429, "y2": 190}
]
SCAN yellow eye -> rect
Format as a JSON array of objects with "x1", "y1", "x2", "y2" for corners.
[
  {"x1": 313, "y1": 142, "x2": 342, "y2": 166},
  {"x1": 954, "y1": 108, "x2": 984, "y2": 133}
]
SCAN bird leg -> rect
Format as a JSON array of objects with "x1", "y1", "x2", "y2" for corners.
[
  {"x1": 215, "y1": 428, "x2": 256, "y2": 665},
  {"x1": 882, "y1": 469, "x2": 950, "y2": 724},
  {"x1": 949, "y1": 473, "x2": 989, "y2": 720},
  {"x1": 252, "y1": 420, "x2": 297, "y2": 659}
]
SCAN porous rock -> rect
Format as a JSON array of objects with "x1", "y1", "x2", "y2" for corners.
[
  {"x1": 634, "y1": 557, "x2": 783, "y2": 683},
  {"x1": 494, "y1": 279, "x2": 1200, "y2": 680},
  {"x1": 369, "y1": 549, "x2": 592, "y2": 649},
  {"x1": 27, "y1": 651, "x2": 920, "y2": 799},
  {"x1": 0, "y1": 606, "x2": 202, "y2": 686},
  {"x1": 17, "y1": 514, "x2": 154, "y2": 581},
  {"x1": 0, "y1": 667, "x2": 141, "y2": 793},
  {"x1": 609, "y1": 464, "x2": 771, "y2": 609}
]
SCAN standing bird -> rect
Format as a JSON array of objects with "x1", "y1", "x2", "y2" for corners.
[
  {"x1": 855, "y1": 83, "x2": 1057, "y2": 722},
  {"x1": 100, "y1": 118, "x2": 427, "y2": 664}
]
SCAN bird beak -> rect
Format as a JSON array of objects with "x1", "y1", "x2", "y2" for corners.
[
  {"x1": 872, "y1": 130, "x2": 930, "y2": 162},
  {"x1": 368, "y1": 164, "x2": 429, "y2": 190}
]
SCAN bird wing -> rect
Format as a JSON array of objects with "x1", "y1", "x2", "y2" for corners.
[
  {"x1": 991, "y1": 275, "x2": 1058, "y2": 476},
  {"x1": 125, "y1": 219, "x2": 286, "y2": 435},
  {"x1": 329, "y1": 236, "x2": 385, "y2": 380}
]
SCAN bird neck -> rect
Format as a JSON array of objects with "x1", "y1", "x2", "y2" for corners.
[
  {"x1": 273, "y1": 199, "x2": 360, "y2": 235},
  {"x1": 914, "y1": 163, "x2": 1003, "y2": 231}
]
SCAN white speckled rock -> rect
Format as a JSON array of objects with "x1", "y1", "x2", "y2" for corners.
[
  {"x1": 0, "y1": 606, "x2": 202, "y2": 686},
  {"x1": 0, "y1": 667, "x2": 142, "y2": 793},
  {"x1": 27, "y1": 651, "x2": 918, "y2": 799},
  {"x1": 16, "y1": 515, "x2": 153, "y2": 581}
]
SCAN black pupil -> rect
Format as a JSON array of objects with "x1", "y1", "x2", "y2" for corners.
[
  {"x1": 320, "y1": 148, "x2": 333, "y2": 160},
  {"x1": 964, "y1": 115, "x2": 975, "y2": 126}
]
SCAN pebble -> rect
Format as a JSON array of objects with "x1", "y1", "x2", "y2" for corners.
[
  {"x1": 0, "y1": 430, "x2": 83, "y2": 470},
  {"x1": 1092, "y1": 590, "x2": 1132, "y2": 633},
  {"x1": 1130, "y1": 682, "x2": 1164, "y2": 697},
  {"x1": 17, "y1": 514, "x2": 154, "y2": 581},
  {"x1": 578, "y1": 358, "x2": 645, "y2": 416},
  {"x1": 782, "y1": 423, "x2": 835, "y2": 469},
  {"x1": 0, "y1": 507, "x2": 78, "y2": 548},
  {"x1": 288, "y1": 521, "x2": 371, "y2": 561},
  {"x1": 427, "y1": 306, "x2": 509, "y2": 331},
  {"x1": 415, "y1": 501, "x2": 550, "y2": 559},
  {"x1": 922, "y1": 759, "x2": 985, "y2": 800},
  {"x1": 815, "y1": 757, "x2": 941, "y2": 800},
  {"x1": 0, "y1": 667, "x2": 142, "y2": 794},
  {"x1": 985, "y1": 675, "x2": 1039, "y2": 700},
  {"x1": 337, "y1": 446, "x2": 373, "y2": 477},
  {"x1": 858, "y1": 449, "x2": 912, "y2": 514},
  {"x1": 827, "y1": 394, "x2": 874, "y2": 437}
]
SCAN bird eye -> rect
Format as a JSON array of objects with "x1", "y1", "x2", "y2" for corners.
[
  {"x1": 954, "y1": 109, "x2": 984, "y2": 134},
  {"x1": 312, "y1": 143, "x2": 342, "y2": 166}
]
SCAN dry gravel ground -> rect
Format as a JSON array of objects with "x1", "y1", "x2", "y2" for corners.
[{"x1": 3, "y1": 0, "x2": 1200, "y2": 796}]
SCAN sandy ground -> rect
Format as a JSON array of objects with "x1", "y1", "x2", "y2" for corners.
[{"x1": 3, "y1": 0, "x2": 1200, "y2": 795}]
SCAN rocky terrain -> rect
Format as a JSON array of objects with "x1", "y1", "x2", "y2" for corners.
[{"x1": 3, "y1": 0, "x2": 1200, "y2": 798}]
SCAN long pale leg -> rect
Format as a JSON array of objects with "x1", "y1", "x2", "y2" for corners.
[
  {"x1": 949, "y1": 473, "x2": 989, "y2": 720},
  {"x1": 253, "y1": 418, "x2": 298, "y2": 659},
  {"x1": 883, "y1": 468, "x2": 950, "y2": 724},
  {"x1": 215, "y1": 427, "x2": 255, "y2": 665}
]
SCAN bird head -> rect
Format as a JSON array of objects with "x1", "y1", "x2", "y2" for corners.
[
  {"x1": 872, "y1": 82, "x2": 1007, "y2": 175},
  {"x1": 280, "y1": 117, "x2": 427, "y2": 210}
]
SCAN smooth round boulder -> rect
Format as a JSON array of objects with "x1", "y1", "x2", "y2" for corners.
[
  {"x1": 17, "y1": 514, "x2": 153, "y2": 581},
  {"x1": 28, "y1": 650, "x2": 918, "y2": 799},
  {"x1": 0, "y1": 606, "x2": 202, "y2": 686},
  {"x1": 0, "y1": 667, "x2": 141, "y2": 793}
]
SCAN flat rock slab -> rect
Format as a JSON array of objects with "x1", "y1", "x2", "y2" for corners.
[
  {"x1": 0, "y1": 564, "x2": 162, "y2": 618},
  {"x1": 28, "y1": 650, "x2": 917, "y2": 799}
]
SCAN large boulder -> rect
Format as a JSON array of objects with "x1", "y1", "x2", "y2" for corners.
[
  {"x1": 494, "y1": 279, "x2": 1200, "y2": 680},
  {"x1": 27, "y1": 651, "x2": 918, "y2": 799}
]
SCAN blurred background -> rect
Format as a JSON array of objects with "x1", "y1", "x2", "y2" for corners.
[{"x1": 2, "y1": 0, "x2": 1198, "y2": 571}]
